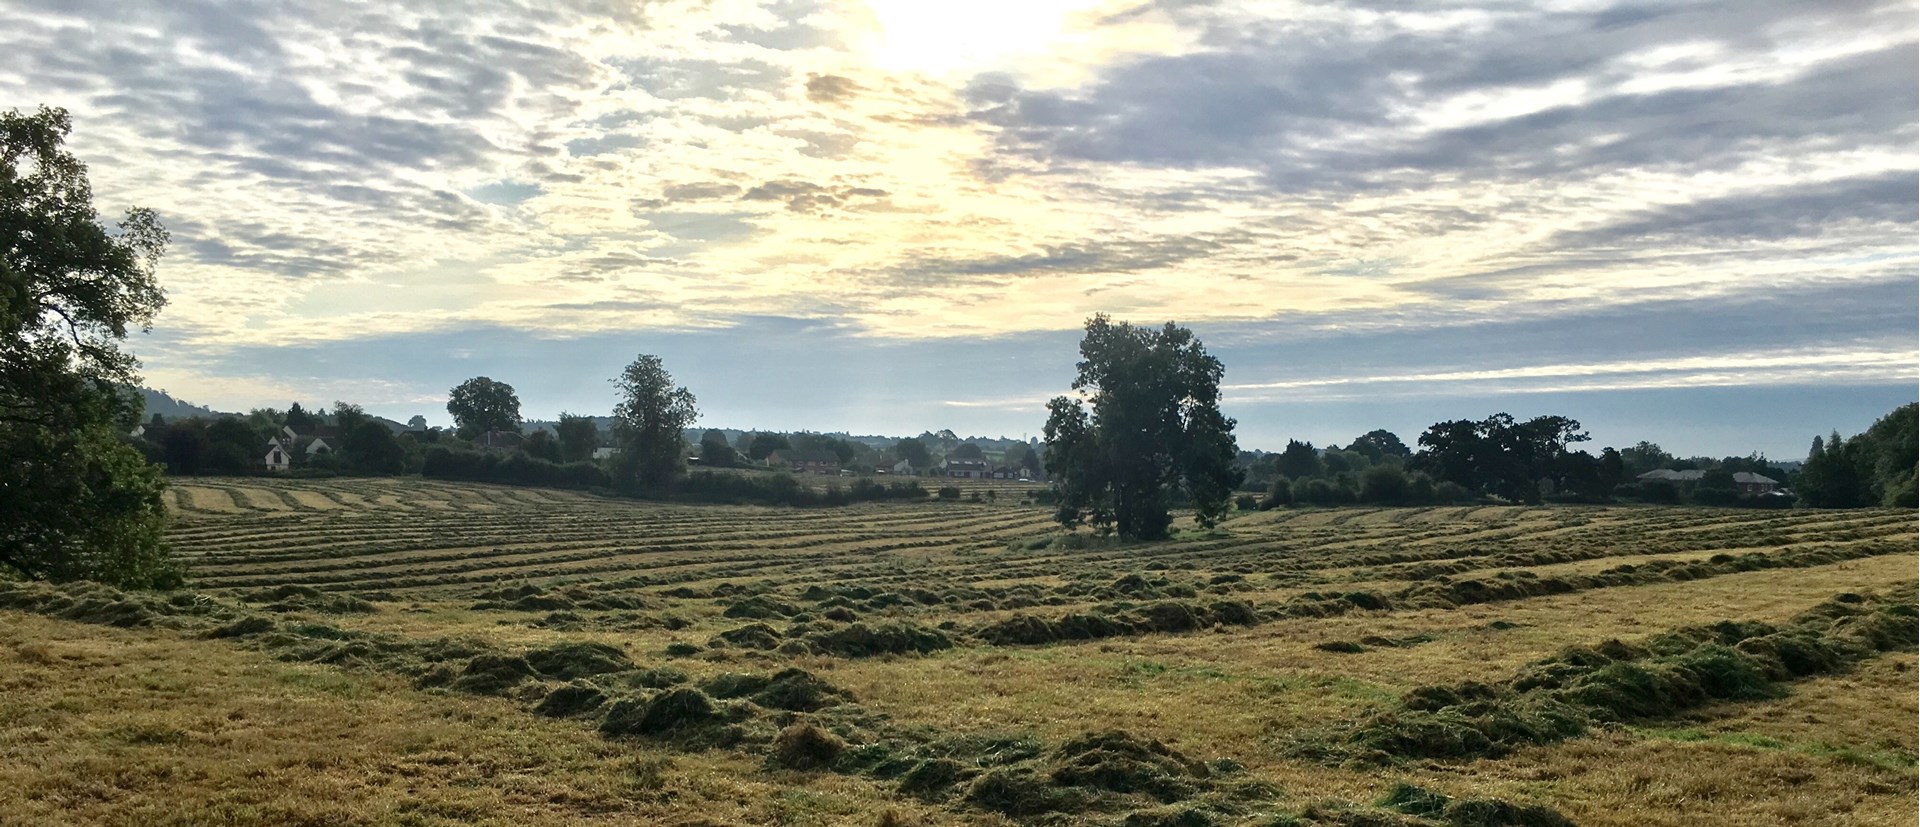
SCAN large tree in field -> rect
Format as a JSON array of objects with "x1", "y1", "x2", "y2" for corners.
[
  {"x1": 1043, "y1": 315, "x2": 1241, "y2": 540},
  {"x1": 446, "y1": 376, "x2": 521, "y2": 439},
  {"x1": 609, "y1": 354, "x2": 697, "y2": 494},
  {"x1": 0, "y1": 106, "x2": 177, "y2": 587},
  {"x1": 1413, "y1": 413, "x2": 1590, "y2": 503}
]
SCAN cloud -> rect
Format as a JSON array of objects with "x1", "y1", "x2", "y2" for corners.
[
  {"x1": 0, "y1": 0, "x2": 1909, "y2": 449},
  {"x1": 805, "y1": 73, "x2": 861, "y2": 104}
]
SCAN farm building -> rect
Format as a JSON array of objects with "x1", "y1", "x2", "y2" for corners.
[
  {"x1": 262, "y1": 441, "x2": 291, "y2": 472},
  {"x1": 943, "y1": 458, "x2": 989, "y2": 478},
  {"x1": 892, "y1": 459, "x2": 915, "y2": 475},
  {"x1": 1732, "y1": 472, "x2": 1781, "y2": 494}
]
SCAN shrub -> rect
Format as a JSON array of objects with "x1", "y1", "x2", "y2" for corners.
[{"x1": 937, "y1": 486, "x2": 961, "y2": 501}]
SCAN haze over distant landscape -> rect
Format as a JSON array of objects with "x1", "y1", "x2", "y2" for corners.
[{"x1": 3, "y1": 0, "x2": 1913, "y2": 457}]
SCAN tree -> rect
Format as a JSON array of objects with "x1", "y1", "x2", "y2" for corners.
[
  {"x1": 1012, "y1": 444, "x2": 1041, "y2": 475},
  {"x1": 609, "y1": 355, "x2": 697, "y2": 494},
  {"x1": 341, "y1": 420, "x2": 406, "y2": 474},
  {"x1": 700, "y1": 437, "x2": 736, "y2": 468},
  {"x1": 1042, "y1": 315, "x2": 1241, "y2": 539},
  {"x1": 1276, "y1": 440, "x2": 1323, "y2": 480},
  {"x1": 952, "y1": 442, "x2": 985, "y2": 460},
  {"x1": 747, "y1": 433, "x2": 789, "y2": 461},
  {"x1": 1619, "y1": 441, "x2": 1675, "y2": 476},
  {"x1": 556, "y1": 412, "x2": 599, "y2": 463},
  {"x1": 1360, "y1": 464, "x2": 1412, "y2": 504},
  {"x1": 1412, "y1": 413, "x2": 1589, "y2": 503},
  {"x1": 447, "y1": 376, "x2": 521, "y2": 439},
  {"x1": 204, "y1": 417, "x2": 263, "y2": 473},
  {"x1": 285, "y1": 402, "x2": 316, "y2": 432},
  {"x1": 521, "y1": 429, "x2": 562, "y2": 463},
  {"x1": 0, "y1": 106, "x2": 177, "y2": 587},
  {"x1": 894, "y1": 437, "x2": 932, "y2": 469},
  {"x1": 407, "y1": 414, "x2": 428, "y2": 429},
  {"x1": 1346, "y1": 429, "x2": 1409, "y2": 461},
  {"x1": 160, "y1": 419, "x2": 209, "y2": 475},
  {"x1": 331, "y1": 401, "x2": 369, "y2": 433}
]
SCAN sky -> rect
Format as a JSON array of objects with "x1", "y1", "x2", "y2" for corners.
[{"x1": 3, "y1": 0, "x2": 1914, "y2": 458}]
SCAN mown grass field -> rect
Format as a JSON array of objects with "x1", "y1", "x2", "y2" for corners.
[{"x1": 2, "y1": 476, "x2": 1914, "y2": 826}]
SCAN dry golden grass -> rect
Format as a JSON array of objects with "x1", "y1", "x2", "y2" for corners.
[
  {"x1": 6, "y1": 476, "x2": 1911, "y2": 826},
  {"x1": 0, "y1": 612, "x2": 976, "y2": 827}
]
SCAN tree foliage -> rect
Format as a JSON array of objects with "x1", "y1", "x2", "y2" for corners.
[
  {"x1": 1275, "y1": 440, "x2": 1323, "y2": 480},
  {"x1": 1345, "y1": 429, "x2": 1409, "y2": 461},
  {"x1": 1798, "y1": 404, "x2": 1916, "y2": 508},
  {"x1": 446, "y1": 376, "x2": 521, "y2": 438},
  {"x1": 555, "y1": 412, "x2": 599, "y2": 463},
  {"x1": 893, "y1": 437, "x2": 931, "y2": 469},
  {"x1": 1412, "y1": 413, "x2": 1591, "y2": 504},
  {"x1": 1042, "y1": 315, "x2": 1241, "y2": 540},
  {"x1": 747, "y1": 433, "x2": 789, "y2": 461},
  {"x1": 609, "y1": 354, "x2": 697, "y2": 494},
  {"x1": 0, "y1": 106, "x2": 176, "y2": 587}
]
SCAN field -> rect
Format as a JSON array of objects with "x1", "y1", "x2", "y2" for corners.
[{"x1": 2, "y1": 476, "x2": 1914, "y2": 826}]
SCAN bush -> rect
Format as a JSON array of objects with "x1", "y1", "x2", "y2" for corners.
[
  {"x1": 1292, "y1": 477, "x2": 1350, "y2": 506},
  {"x1": 937, "y1": 486, "x2": 961, "y2": 501},
  {"x1": 422, "y1": 445, "x2": 610, "y2": 490},
  {"x1": 1360, "y1": 465, "x2": 1412, "y2": 504}
]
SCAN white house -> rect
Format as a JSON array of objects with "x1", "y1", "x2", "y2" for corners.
[
  {"x1": 263, "y1": 442, "x2": 291, "y2": 472},
  {"x1": 304, "y1": 437, "x2": 333, "y2": 458},
  {"x1": 892, "y1": 459, "x2": 915, "y2": 476},
  {"x1": 592, "y1": 447, "x2": 616, "y2": 461}
]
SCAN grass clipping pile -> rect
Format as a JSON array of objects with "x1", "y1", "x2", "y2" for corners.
[
  {"x1": 1291, "y1": 587, "x2": 1919, "y2": 765},
  {"x1": 3, "y1": 573, "x2": 1910, "y2": 826}
]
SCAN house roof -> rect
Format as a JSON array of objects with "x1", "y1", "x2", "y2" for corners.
[
  {"x1": 944, "y1": 458, "x2": 988, "y2": 468},
  {"x1": 1637, "y1": 469, "x2": 1705, "y2": 481},
  {"x1": 1731, "y1": 471, "x2": 1779, "y2": 485}
]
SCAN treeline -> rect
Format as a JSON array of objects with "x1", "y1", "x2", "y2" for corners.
[
  {"x1": 1234, "y1": 402, "x2": 1918, "y2": 510},
  {"x1": 1796, "y1": 403, "x2": 1917, "y2": 508},
  {"x1": 131, "y1": 402, "x2": 412, "y2": 476}
]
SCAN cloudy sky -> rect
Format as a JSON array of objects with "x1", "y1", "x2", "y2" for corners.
[{"x1": 4, "y1": 0, "x2": 1914, "y2": 456}]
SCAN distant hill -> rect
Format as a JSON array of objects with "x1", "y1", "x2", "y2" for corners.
[{"x1": 135, "y1": 387, "x2": 226, "y2": 420}]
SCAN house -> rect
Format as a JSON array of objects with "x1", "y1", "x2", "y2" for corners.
[
  {"x1": 892, "y1": 459, "x2": 916, "y2": 476},
  {"x1": 592, "y1": 447, "x2": 616, "y2": 461},
  {"x1": 303, "y1": 437, "x2": 333, "y2": 458},
  {"x1": 943, "y1": 458, "x2": 989, "y2": 479},
  {"x1": 1731, "y1": 472, "x2": 1780, "y2": 494},
  {"x1": 769, "y1": 449, "x2": 840, "y2": 474},
  {"x1": 263, "y1": 441, "x2": 291, "y2": 472},
  {"x1": 991, "y1": 465, "x2": 1020, "y2": 480}
]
